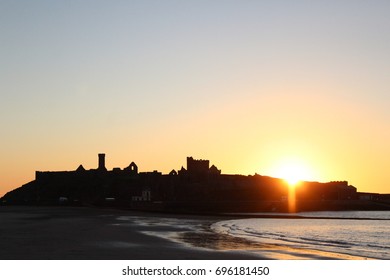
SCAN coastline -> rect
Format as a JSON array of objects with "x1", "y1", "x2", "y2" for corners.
[{"x1": 0, "y1": 206, "x2": 370, "y2": 260}]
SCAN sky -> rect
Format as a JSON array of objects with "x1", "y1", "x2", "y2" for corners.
[{"x1": 1, "y1": 0, "x2": 390, "y2": 197}]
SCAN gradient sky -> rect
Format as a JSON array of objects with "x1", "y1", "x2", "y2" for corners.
[{"x1": 1, "y1": 0, "x2": 390, "y2": 197}]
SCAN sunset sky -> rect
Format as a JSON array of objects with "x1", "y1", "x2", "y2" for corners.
[{"x1": 1, "y1": 0, "x2": 390, "y2": 197}]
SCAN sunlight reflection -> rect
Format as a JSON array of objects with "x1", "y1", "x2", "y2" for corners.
[{"x1": 288, "y1": 183, "x2": 297, "y2": 213}]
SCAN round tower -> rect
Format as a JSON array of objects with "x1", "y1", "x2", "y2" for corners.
[{"x1": 98, "y1": 153, "x2": 107, "y2": 171}]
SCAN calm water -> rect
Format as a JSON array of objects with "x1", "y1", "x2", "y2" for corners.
[{"x1": 211, "y1": 211, "x2": 390, "y2": 259}]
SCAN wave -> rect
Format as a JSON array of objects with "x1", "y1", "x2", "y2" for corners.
[{"x1": 211, "y1": 217, "x2": 390, "y2": 259}]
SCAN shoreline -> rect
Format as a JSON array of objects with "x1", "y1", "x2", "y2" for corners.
[
  {"x1": 0, "y1": 206, "x2": 374, "y2": 260},
  {"x1": 169, "y1": 217, "x2": 371, "y2": 260}
]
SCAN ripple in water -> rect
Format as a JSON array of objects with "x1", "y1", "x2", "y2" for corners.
[{"x1": 211, "y1": 211, "x2": 390, "y2": 259}]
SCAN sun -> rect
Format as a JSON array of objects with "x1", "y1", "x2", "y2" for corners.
[
  {"x1": 280, "y1": 166, "x2": 303, "y2": 185},
  {"x1": 270, "y1": 158, "x2": 314, "y2": 186}
]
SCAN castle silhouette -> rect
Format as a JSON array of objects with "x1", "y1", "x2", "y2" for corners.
[{"x1": 2, "y1": 154, "x2": 389, "y2": 212}]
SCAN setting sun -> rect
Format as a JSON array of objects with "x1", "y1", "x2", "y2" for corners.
[{"x1": 269, "y1": 158, "x2": 315, "y2": 186}]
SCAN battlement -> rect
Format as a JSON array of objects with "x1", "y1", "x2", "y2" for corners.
[
  {"x1": 187, "y1": 157, "x2": 210, "y2": 174},
  {"x1": 325, "y1": 181, "x2": 349, "y2": 188}
]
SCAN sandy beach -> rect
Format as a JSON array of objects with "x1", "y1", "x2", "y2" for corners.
[{"x1": 0, "y1": 206, "x2": 366, "y2": 260}]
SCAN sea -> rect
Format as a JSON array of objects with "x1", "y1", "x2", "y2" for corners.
[{"x1": 211, "y1": 211, "x2": 390, "y2": 259}]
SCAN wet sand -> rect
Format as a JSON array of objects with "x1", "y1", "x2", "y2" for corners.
[{"x1": 0, "y1": 206, "x2": 365, "y2": 260}]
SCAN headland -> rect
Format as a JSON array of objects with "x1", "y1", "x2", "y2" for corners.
[{"x1": 1, "y1": 154, "x2": 390, "y2": 212}]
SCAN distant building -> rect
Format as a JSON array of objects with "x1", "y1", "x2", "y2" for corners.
[
  {"x1": 5, "y1": 153, "x2": 388, "y2": 212},
  {"x1": 178, "y1": 157, "x2": 221, "y2": 180}
]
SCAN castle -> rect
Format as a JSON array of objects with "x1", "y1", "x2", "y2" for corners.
[{"x1": 2, "y1": 154, "x2": 389, "y2": 212}]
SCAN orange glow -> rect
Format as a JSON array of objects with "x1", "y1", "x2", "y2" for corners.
[
  {"x1": 269, "y1": 158, "x2": 315, "y2": 185},
  {"x1": 288, "y1": 184, "x2": 297, "y2": 213},
  {"x1": 266, "y1": 158, "x2": 317, "y2": 213}
]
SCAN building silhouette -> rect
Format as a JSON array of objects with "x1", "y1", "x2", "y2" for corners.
[
  {"x1": 98, "y1": 153, "x2": 107, "y2": 171},
  {"x1": 2, "y1": 153, "x2": 389, "y2": 212}
]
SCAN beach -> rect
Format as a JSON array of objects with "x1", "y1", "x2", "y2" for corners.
[{"x1": 0, "y1": 206, "x2": 367, "y2": 260}]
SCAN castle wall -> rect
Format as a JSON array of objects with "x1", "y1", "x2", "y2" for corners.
[
  {"x1": 36, "y1": 171, "x2": 75, "y2": 181},
  {"x1": 187, "y1": 157, "x2": 209, "y2": 174},
  {"x1": 17, "y1": 154, "x2": 363, "y2": 210}
]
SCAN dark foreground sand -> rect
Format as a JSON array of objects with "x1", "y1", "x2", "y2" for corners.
[{"x1": 0, "y1": 206, "x2": 365, "y2": 260}]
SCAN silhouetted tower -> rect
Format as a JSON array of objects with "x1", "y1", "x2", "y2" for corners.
[
  {"x1": 186, "y1": 157, "x2": 210, "y2": 181},
  {"x1": 187, "y1": 157, "x2": 209, "y2": 174},
  {"x1": 98, "y1": 153, "x2": 107, "y2": 171}
]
